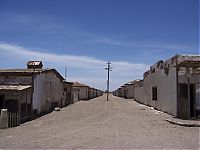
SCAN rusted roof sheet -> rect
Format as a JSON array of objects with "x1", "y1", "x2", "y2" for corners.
[{"x1": 0, "y1": 85, "x2": 32, "y2": 91}]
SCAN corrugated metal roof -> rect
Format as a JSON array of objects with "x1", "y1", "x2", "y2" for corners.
[{"x1": 0, "y1": 85, "x2": 32, "y2": 91}]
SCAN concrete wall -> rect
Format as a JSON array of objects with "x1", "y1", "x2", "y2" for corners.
[
  {"x1": 64, "y1": 83, "x2": 73, "y2": 105},
  {"x1": 135, "y1": 67, "x2": 177, "y2": 116},
  {"x1": 33, "y1": 72, "x2": 65, "y2": 115},
  {"x1": 79, "y1": 87, "x2": 89, "y2": 100},
  {"x1": 73, "y1": 88, "x2": 80, "y2": 103},
  {"x1": 134, "y1": 85, "x2": 144, "y2": 104},
  {"x1": 126, "y1": 84, "x2": 134, "y2": 99},
  {"x1": 73, "y1": 86, "x2": 89, "y2": 101},
  {"x1": 90, "y1": 88, "x2": 94, "y2": 99}
]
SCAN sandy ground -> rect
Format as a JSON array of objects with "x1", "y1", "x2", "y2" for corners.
[{"x1": 0, "y1": 94, "x2": 199, "y2": 149}]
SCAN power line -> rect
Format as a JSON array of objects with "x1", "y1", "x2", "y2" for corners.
[{"x1": 105, "y1": 61, "x2": 112, "y2": 101}]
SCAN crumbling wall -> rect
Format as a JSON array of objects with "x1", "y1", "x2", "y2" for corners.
[{"x1": 33, "y1": 72, "x2": 65, "y2": 115}]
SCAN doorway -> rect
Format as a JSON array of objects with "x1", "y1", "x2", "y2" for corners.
[
  {"x1": 190, "y1": 85, "x2": 196, "y2": 117},
  {"x1": 5, "y1": 99, "x2": 18, "y2": 113},
  {"x1": 0, "y1": 95, "x2": 5, "y2": 110}
]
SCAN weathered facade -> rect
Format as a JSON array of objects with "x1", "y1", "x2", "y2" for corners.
[
  {"x1": 0, "y1": 61, "x2": 65, "y2": 122},
  {"x1": 138, "y1": 54, "x2": 200, "y2": 119},
  {"x1": 0, "y1": 85, "x2": 32, "y2": 122},
  {"x1": 63, "y1": 81, "x2": 73, "y2": 105},
  {"x1": 124, "y1": 80, "x2": 140, "y2": 99},
  {"x1": 114, "y1": 54, "x2": 200, "y2": 119},
  {"x1": 89, "y1": 88, "x2": 95, "y2": 99},
  {"x1": 32, "y1": 69, "x2": 65, "y2": 116},
  {"x1": 73, "y1": 82, "x2": 90, "y2": 101},
  {"x1": 97, "y1": 89, "x2": 103, "y2": 97},
  {"x1": 72, "y1": 82, "x2": 103, "y2": 102}
]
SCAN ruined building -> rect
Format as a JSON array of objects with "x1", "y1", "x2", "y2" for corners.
[
  {"x1": 114, "y1": 54, "x2": 200, "y2": 119},
  {"x1": 0, "y1": 61, "x2": 65, "y2": 123}
]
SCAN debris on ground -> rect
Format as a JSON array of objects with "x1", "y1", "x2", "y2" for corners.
[{"x1": 54, "y1": 107, "x2": 61, "y2": 111}]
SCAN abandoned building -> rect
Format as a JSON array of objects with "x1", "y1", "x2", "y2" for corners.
[
  {"x1": 97, "y1": 89, "x2": 103, "y2": 97},
  {"x1": 63, "y1": 81, "x2": 73, "y2": 105},
  {"x1": 114, "y1": 54, "x2": 200, "y2": 119},
  {"x1": 72, "y1": 82, "x2": 103, "y2": 102},
  {"x1": 125, "y1": 80, "x2": 140, "y2": 99},
  {"x1": 89, "y1": 88, "x2": 95, "y2": 99},
  {"x1": 72, "y1": 82, "x2": 90, "y2": 101},
  {"x1": 0, "y1": 61, "x2": 65, "y2": 123}
]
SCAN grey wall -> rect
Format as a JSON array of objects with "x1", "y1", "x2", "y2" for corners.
[
  {"x1": 134, "y1": 67, "x2": 177, "y2": 116},
  {"x1": 73, "y1": 88, "x2": 79, "y2": 103},
  {"x1": 126, "y1": 84, "x2": 134, "y2": 99},
  {"x1": 33, "y1": 72, "x2": 65, "y2": 114}
]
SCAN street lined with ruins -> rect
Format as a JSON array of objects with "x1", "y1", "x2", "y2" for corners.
[{"x1": 0, "y1": 94, "x2": 199, "y2": 149}]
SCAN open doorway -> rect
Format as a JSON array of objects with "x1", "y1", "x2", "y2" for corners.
[
  {"x1": 0, "y1": 95, "x2": 5, "y2": 110},
  {"x1": 190, "y1": 85, "x2": 196, "y2": 117},
  {"x1": 5, "y1": 99, "x2": 18, "y2": 113}
]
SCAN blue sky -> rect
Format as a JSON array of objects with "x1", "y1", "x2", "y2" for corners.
[{"x1": 0, "y1": 0, "x2": 199, "y2": 90}]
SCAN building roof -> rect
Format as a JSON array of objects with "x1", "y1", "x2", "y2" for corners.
[
  {"x1": 73, "y1": 82, "x2": 89, "y2": 87},
  {"x1": 0, "y1": 68, "x2": 64, "y2": 81},
  {"x1": 0, "y1": 85, "x2": 32, "y2": 91}
]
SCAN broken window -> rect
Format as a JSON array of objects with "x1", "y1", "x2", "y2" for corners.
[{"x1": 152, "y1": 86, "x2": 157, "y2": 101}]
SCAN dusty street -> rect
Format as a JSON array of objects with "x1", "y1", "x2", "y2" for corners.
[{"x1": 0, "y1": 94, "x2": 199, "y2": 149}]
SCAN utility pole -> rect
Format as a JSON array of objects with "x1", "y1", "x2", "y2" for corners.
[
  {"x1": 65, "y1": 66, "x2": 67, "y2": 81},
  {"x1": 105, "y1": 61, "x2": 112, "y2": 101}
]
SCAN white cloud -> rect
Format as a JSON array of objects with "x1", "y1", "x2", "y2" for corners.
[
  {"x1": 89, "y1": 38, "x2": 123, "y2": 46},
  {"x1": 0, "y1": 42, "x2": 149, "y2": 90},
  {"x1": 0, "y1": 42, "x2": 105, "y2": 69}
]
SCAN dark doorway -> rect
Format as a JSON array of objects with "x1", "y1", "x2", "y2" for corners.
[
  {"x1": 190, "y1": 85, "x2": 196, "y2": 117},
  {"x1": 5, "y1": 99, "x2": 18, "y2": 113},
  {"x1": 124, "y1": 90, "x2": 127, "y2": 99},
  {"x1": 0, "y1": 95, "x2": 5, "y2": 110},
  {"x1": 177, "y1": 84, "x2": 189, "y2": 119}
]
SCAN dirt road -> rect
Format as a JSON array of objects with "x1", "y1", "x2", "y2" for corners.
[{"x1": 0, "y1": 94, "x2": 199, "y2": 149}]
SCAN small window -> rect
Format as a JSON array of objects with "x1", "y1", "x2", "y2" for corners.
[{"x1": 152, "y1": 86, "x2": 157, "y2": 101}]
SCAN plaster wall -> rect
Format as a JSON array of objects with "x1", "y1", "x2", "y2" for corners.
[
  {"x1": 32, "y1": 72, "x2": 64, "y2": 114},
  {"x1": 126, "y1": 84, "x2": 134, "y2": 99},
  {"x1": 145, "y1": 67, "x2": 177, "y2": 116},
  {"x1": 79, "y1": 87, "x2": 89, "y2": 100},
  {"x1": 73, "y1": 88, "x2": 80, "y2": 103},
  {"x1": 135, "y1": 67, "x2": 177, "y2": 116}
]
